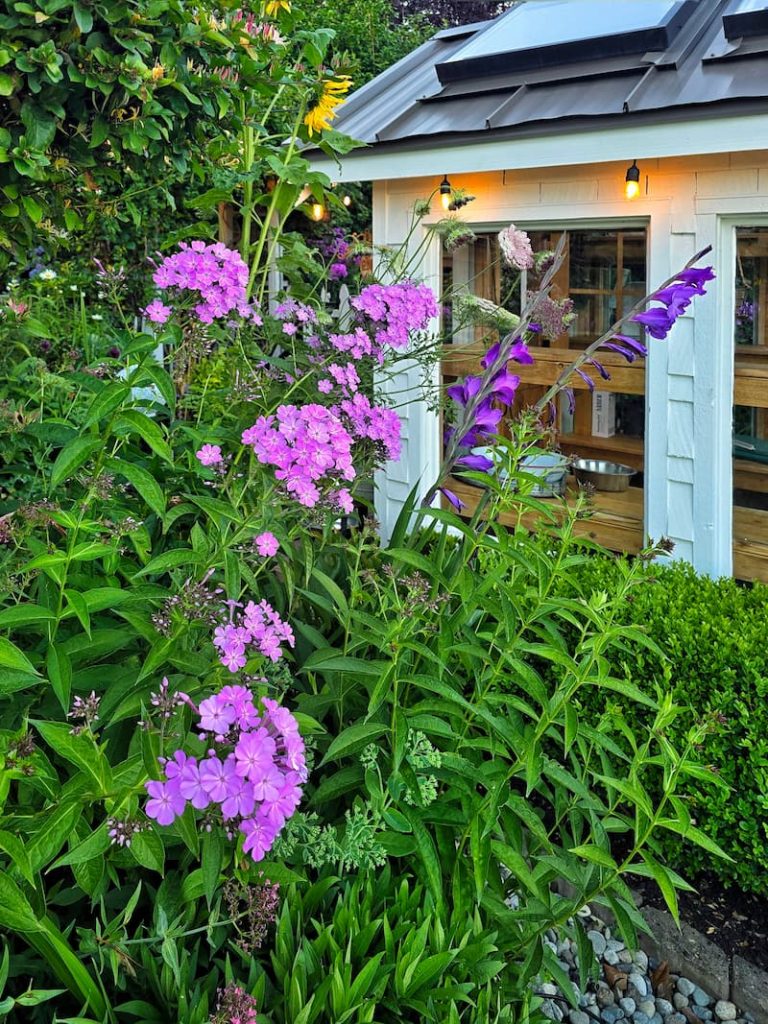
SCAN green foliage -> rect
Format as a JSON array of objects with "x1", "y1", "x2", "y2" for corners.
[{"x1": 555, "y1": 554, "x2": 768, "y2": 895}]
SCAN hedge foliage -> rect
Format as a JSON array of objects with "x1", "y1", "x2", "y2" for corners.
[{"x1": 566, "y1": 555, "x2": 768, "y2": 895}]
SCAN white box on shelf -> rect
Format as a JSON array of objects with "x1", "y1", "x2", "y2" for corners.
[{"x1": 592, "y1": 391, "x2": 616, "y2": 437}]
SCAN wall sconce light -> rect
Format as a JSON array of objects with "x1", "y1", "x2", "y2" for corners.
[
  {"x1": 311, "y1": 202, "x2": 325, "y2": 221},
  {"x1": 625, "y1": 160, "x2": 641, "y2": 200},
  {"x1": 439, "y1": 175, "x2": 452, "y2": 211}
]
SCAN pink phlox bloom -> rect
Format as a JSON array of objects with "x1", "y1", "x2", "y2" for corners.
[
  {"x1": 249, "y1": 764, "x2": 284, "y2": 802},
  {"x1": 221, "y1": 774, "x2": 256, "y2": 819},
  {"x1": 240, "y1": 814, "x2": 280, "y2": 861},
  {"x1": 145, "y1": 299, "x2": 173, "y2": 324},
  {"x1": 198, "y1": 695, "x2": 237, "y2": 735},
  {"x1": 234, "y1": 728, "x2": 277, "y2": 781},
  {"x1": 317, "y1": 379, "x2": 333, "y2": 394},
  {"x1": 255, "y1": 531, "x2": 279, "y2": 557},
  {"x1": 145, "y1": 779, "x2": 186, "y2": 826},
  {"x1": 196, "y1": 443, "x2": 223, "y2": 466},
  {"x1": 199, "y1": 755, "x2": 234, "y2": 803},
  {"x1": 177, "y1": 759, "x2": 211, "y2": 810}
]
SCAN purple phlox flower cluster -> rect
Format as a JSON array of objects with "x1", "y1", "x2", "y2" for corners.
[
  {"x1": 329, "y1": 262, "x2": 348, "y2": 281},
  {"x1": 327, "y1": 326, "x2": 378, "y2": 362},
  {"x1": 144, "y1": 688, "x2": 306, "y2": 864},
  {"x1": 196, "y1": 443, "x2": 224, "y2": 466},
  {"x1": 273, "y1": 298, "x2": 318, "y2": 326},
  {"x1": 498, "y1": 224, "x2": 534, "y2": 270},
  {"x1": 107, "y1": 816, "x2": 146, "y2": 848},
  {"x1": 316, "y1": 227, "x2": 350, "y2": 262},
  {"x1": 254, "y1": 531, "x2": 279, "y2": 557},
  {"x1": 145, "y1": 242, "x2": 262, "y2": 325},
  {"x1": 737, "y1": 298, "x2": 755, "y2": 322},
  {"x1": 630, "y1": 264, "x2": 715, "y2": 341},
  {"x1": 241, "y1": 403, "x2": 355, "y2": 510},
  {"x1": 351, "y1": 281, "x2": 439, "y2": 356},
  {"x1": 339, "y1": 393, "x2": 402, "y2": 462},
  {"x1": 213, "y1": 598, "x2": 295, "y2": 671},
  {"x1": 318, "y1": 361, "x2": 360, "y2": 397}
]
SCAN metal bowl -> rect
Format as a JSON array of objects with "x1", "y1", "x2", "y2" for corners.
[{"x1": 572, "y1": 458, "x2": 637, "y2": 492}]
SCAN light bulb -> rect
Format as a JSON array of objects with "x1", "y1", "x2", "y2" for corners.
[
  {"x1": 625, "y1": 179, "x2": 640, "y2": 200},
  {"x1": 311, "y1": 203, "x2": 324, "y2": 221},
  {"x1": 342, "y1": 194, "x2": 352, "y2": 207}
]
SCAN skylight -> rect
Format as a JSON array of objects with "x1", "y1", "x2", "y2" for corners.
[
  {"x1": 436, "y1": 0, "x2": 698, "y2": 83},
  {"x1": 723, "y1": 0, "x2": 768, "y2": 39}
]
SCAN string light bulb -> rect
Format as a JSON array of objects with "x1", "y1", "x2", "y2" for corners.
[
  {"x1": 625, "y1": 160, "x2": 641, "y2": 200},
  {"x1": 439, "y1": 175, "x2": 452, "y2": 211},
  {"x1": 342, "y1": 194, "x2": 352, "y2": 207},
  {"x1": 311, "y1": 202, "x2": 325, "y2": 221}
]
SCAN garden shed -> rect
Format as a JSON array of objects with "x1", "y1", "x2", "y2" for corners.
[{"x1": 312, "y1": 0, "x2": 768, "y2": 582}]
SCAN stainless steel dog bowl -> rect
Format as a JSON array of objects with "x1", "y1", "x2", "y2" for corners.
[{"x1": 572, "y1": 458, "x2": 636, "y2": 492}]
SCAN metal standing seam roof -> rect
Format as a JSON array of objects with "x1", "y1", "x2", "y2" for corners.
[{"x1": 328, "y1": 0, "x2": 768, "y2": 151}]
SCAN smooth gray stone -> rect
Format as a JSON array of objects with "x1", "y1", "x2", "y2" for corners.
[
  {"x1": 677, "y1": 979, "x2": 696, "y2": 998},
  {"x1": 714, "y1": 1003, "x2": 738, "y2": 1022},
  {"x1": 693, "y1": 989, "x2": 713, "y2": 1008},
  {"x1": 589, "y1": 930, "x2": 608, "y2": 956}
]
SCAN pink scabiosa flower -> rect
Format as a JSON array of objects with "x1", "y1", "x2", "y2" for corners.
[
  {"x1": 254, "y1": 531, "x2": 279, "y2": 557},
  {"x1": 196, "y1": 444, "x2": 223, "y2": 467}
]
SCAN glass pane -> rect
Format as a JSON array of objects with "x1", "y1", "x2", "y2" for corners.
[
  {"x1": 733, "y1": 227, "x2": 768, "y2": 526},
  {"x1": 735, "y1": 227, "x2": 767, "y2": 348},
  {"x1": 570, "y1": 230, "x2": 618, "y2": 290}
]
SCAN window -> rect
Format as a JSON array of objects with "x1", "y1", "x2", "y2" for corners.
[
  {"x1": 442, "y1": 225, "x2": 648, "y2": 553},
  {"x1": 444, "y1": 226, "x2": 647, "y2": 459},
  {"x1": 732, "y1": 227, "x2": 768, "y2": 579}
]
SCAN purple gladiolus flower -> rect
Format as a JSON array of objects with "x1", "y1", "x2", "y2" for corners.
[
  {"x1": 439, "y1": 486, "x2": 464, "y2": 510},
  {"x1": 612, "y1": 333, "x2": 648, "y2": 358},
  {"x1": 489, "y1": 368, "x2": 521, "y2": 404},
  {"x1": 446, "y1": 375, "x2": 482, "y2": 406},
  {"x1": 565, "y1": 388, "x2": 576, "y2": 414},
  {"x1": 575, "y1": 368, "x2": 596, "y2": 390},
  {"x1": 632, "y1": 306, "x2": 676, "y2": 340},
  {"x1": 588, "y1": 358, "x2": 611, "y2": 381},
  {"x1": 456, "y1": 453, "x2": 495, "y2": 472},
  {"x1": 600, "y1": 341, "x2": 636, "y2": 362},
  {"x1": 675, "y1": 266, "x2": 715, "y2": 293}
]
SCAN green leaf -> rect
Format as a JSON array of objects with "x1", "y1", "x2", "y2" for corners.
[
  {"x1": 0, "y1": 73, "x2": 14, "y2": 97},
  {"x1": 47, "y1": 645, "x2": 72, "y2": 711},
  {"x1": 115, "y1": 409, "x2": 173, "y2": 463},
  {"x1": 0, "y1": 637, "x2": 39, "y2": 676},
  {"x1": 401, "y1": 807, "x2": 444, "y2": 913},
  {"x1": 320, "y1": 722, "x2": 386, "y2": 765},
  {"x1": 0, "y1": 870, "x2": 42, "y2": 932},
  {"x1": 133, "y1": 548, "x2": 202, "y2": 578},
  {"x1": 130, "y1": 830, "x2": 165, "y2": 874},
  {"x1": 50, "y1": 437, "x2": 102, "y2": 490},
  {"x1": 201, "y1": 832, "x2": 222, "y2": 907},
  {"x1": 107, "y1": 458, "x2": 165, "y2": 517},
  {"x1": 31, "y1": 721, "x2": 112, "y2": 795},
  {"x1": 0, "y1": 604, "x2": 56, "y2": 627},
  {"x1": 0, "y1": 830, "x2": 34, "y2": 884},
  {"x1": 65, "y1": 591, "x2": 91, "y2": 638},
  {"x1": 82, "y1": 382, "x2": 130, "y2": 427}
]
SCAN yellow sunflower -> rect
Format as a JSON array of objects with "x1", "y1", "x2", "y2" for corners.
[{"x1": 304, "y1": 75, "x2": 352, "y2": 136}]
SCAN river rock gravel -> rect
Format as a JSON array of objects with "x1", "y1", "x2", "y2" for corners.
[{"x1": 536, "y1": 906, "x2": 755, "y2": 1024}]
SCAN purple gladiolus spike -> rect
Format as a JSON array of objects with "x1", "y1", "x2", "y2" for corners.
[
  {"x1": 675, "y1": 266, "x2": 715, "y2": 293},
  {"x1": 447, "y1": 375, "x2": 482, "y2": 407},
  {"x1": 575, "y1": 368, "x2": 595, "y2": 390},
  {"x1": 613, "y1": 333, "x2": 648, "y2": 358},
  {"x1": 456, "y1": 453, "x2": 495, "y2": 472},
  {"x1": 565, "y1": 387, "x2": 576, "y2": 414},
  {"x1": 588, "y1": 358, "x2": 611, "y2": 381},
  {"x1": 439, "y1": 486, "x2": 465, "y2": 510},
  {"x1": 600, "y1": 341, "x2": 636, "y2": 362},
  {"x1": 547, "y1": 401, "x2": 557, "y2": 424}
]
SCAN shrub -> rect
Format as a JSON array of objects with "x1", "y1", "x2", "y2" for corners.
[{"x1": 560, "y1": 554, "x2": 768, "y2": 895}]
